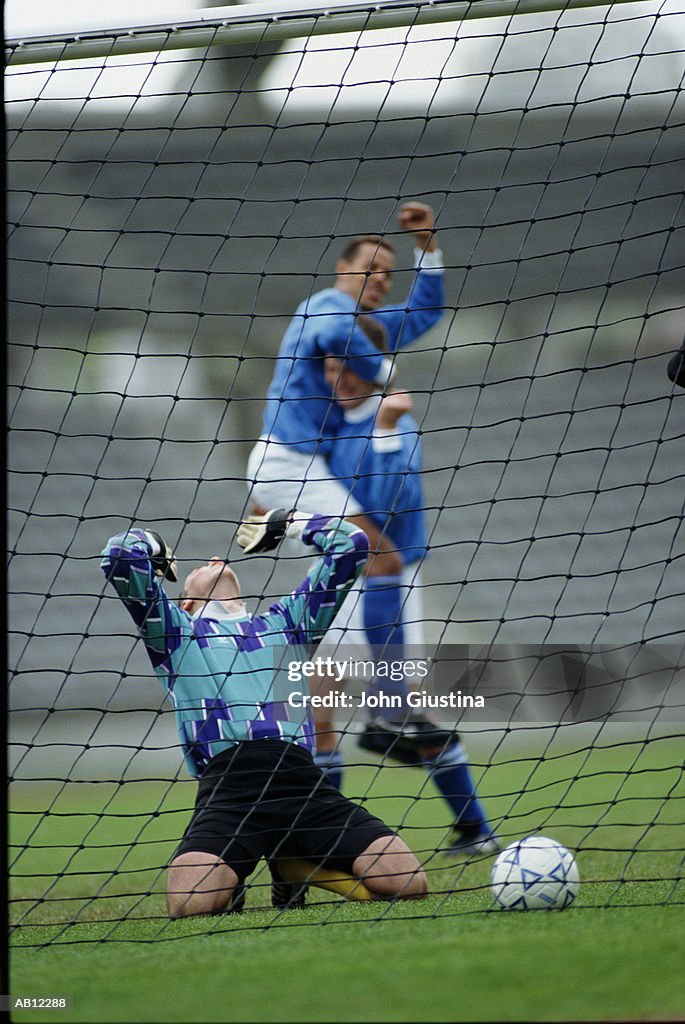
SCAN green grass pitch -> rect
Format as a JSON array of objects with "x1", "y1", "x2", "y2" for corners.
[{"x1": 9, "y1": 731, "x2": 685, "y2": 1022}]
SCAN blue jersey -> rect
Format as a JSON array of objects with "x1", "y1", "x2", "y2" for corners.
[
  {"x1": 101, "y1": 515, "x2": 368, "y2": 777},
  {"x1": 326, "y1": 405, "x2": 427, "y2": 566},
  {"x1": 261, "y1": 267, "x2": 444, "y2": 454}
]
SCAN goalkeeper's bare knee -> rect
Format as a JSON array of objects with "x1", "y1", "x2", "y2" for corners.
[
  {"x1": 167, "y1": 852, "x2": 239, "y2": 919},
  {"x1": 353, "y1": 835, "x2": 428, "y2": 900}
]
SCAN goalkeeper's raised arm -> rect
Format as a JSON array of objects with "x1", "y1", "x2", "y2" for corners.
[
  {"x1": 100, "y1": 513, "x2": 369, "y2": 774},
  {"x1": 100, "y1": 513, "x2": 369, "y2": 759}
]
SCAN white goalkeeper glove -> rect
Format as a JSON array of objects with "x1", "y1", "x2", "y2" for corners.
[
  {"x1": 143, "y1": 530, "x2": 178, "y2": 583},
  {"x1": 236, "y1": 508, "x2": 290, "y2": 554}
]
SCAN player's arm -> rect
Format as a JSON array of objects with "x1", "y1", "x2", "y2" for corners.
[
  {"x1": 100, "y1": 529, "x2": 187, "y2": 669},
  {"x1": 282, "y1": 514, "x2": 370, "y2": 642},
  {"x1": 362, "y1": 391, "x2": 421, "y2": 510},
  {"x1": 238, "y1": 511, "x2": 369, "y2": 643},
  {"x1": 370, "y1": 387, "x2": 419, "y2": 491},
  {"x1": 376, "y1": 202, "x2": 445, "y2": 350}
]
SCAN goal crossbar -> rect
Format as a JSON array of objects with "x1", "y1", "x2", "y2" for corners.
[{"x1": 6, "y1": 0, "x2": 640, "y2": 65}]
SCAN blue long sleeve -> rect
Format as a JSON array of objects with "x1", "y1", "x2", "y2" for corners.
[{"x1": 373, "y1": 268, "x2": 444, "y2": 352}]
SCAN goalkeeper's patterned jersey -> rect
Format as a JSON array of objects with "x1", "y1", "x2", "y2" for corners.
[
  {"x1": 327, "y1": 403, "x2": 427, "y2": 567},
  {"x1": 261, "y1": 261, "x2": 444, "y2": 454},
  {"x1": 101, "y1": 515, "x2": 368, "y2": 777}
]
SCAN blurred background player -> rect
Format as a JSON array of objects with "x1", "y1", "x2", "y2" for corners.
[
  {"x1": 246, "y1": 200, "x2": 446, "y2": 757},
  {"x1": 100, "y1": 512, "x2": 427, "y2": 916},
  {"x1": 313, "y1": 350, "x2": 499, "y2": 858},
  {"x1": 246, "y1": 199, "x2": 445, "y2": 577}
]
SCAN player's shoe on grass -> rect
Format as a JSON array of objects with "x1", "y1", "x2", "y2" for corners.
[
  {"x1": 444, "y1": 828, "x2": 501, "y2": 858},
  {"x1": 223, "y1": 882, "x2": 245, "y2": 914},
  {"x1": 271, "y1": 879, "x2": 308, "y2": 909},
  {"x1": 357, "y1": 714, "x2": 458, "y2": 765},
  {"x1": 269, "y1": 863, "x2": 307, "y2": 909}
]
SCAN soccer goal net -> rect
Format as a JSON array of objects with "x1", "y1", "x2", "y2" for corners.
[{"x1": 7, "y1": 0, "x2": 684, "y2": 946}]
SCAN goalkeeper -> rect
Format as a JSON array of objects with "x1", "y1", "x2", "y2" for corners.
[
  {"x1": 247, "y1": 200, "x2": 444, "y2": 565},
  {"x1": 314, "y1": 353, "x2": 499, "y2": 858},
  {"x1": 101, "y1": 512, "x2": 427, "y2": 918}
]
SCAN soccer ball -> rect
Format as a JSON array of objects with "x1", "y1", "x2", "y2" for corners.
[{"x1": 491, "y1": 835, "x2": 580, "y2": 910}]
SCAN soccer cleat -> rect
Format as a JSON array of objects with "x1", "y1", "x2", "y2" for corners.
[
  {"x1": 272, "y1": 858, "x2": 373, "y2": 902},
  {"x1": 271, "y1": 880, "x2": 308, "y2": 909},
  {"x1": 357, "y1": 714, "x2": 458, "y2": 765},
  {"x1": 227, "y1": 882, "x2": 246, "y2": 913},
  {"x1": 444, "y1": 830, "x2": 501, "y2": 858},
  {"x1": 269, "y1": 862, "x2": 307, "y2": 909}
]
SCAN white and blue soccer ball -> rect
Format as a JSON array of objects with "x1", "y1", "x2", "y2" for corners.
[{"x1": 491, "y1": 835, "x2": 580, "y2": 910}]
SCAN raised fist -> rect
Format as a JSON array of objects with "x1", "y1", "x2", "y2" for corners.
[
  {"x1": 376, "y1": 390, "x2": 413, "y2": 431},
  {"x1": 397, "y1": 202, "x2": 436, "y2": 251}
]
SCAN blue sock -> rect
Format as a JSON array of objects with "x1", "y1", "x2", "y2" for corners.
[
  {"x1": 424, "y1": 743, "x2": 492, "y2": 833},
  {"x1": 362, "y1": 575, "x2": 405, "y2": 652},
  {"x1": 314, "y1": 750, "x2": 344, "y2": 791},
  {"x1": 362, "y1": 576, "x2": 411, "y2": 720}
]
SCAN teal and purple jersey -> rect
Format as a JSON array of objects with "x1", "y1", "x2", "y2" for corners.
[
  {"x1": 101, "y1": 515, "x2": 368, "y2": 777},
  {"x1": 261, "y1": 260, "x2": 444, "y2": 454}
]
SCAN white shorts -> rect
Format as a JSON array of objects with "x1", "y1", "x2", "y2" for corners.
[
  {"x1": 246, "y1": 437, "x2": 363, "y2": 517},
  {"x1": 319, "y1": 565, "x2": 425, "y2": 655}
]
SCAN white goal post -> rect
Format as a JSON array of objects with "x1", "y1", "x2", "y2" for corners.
[{"x1": 6, "y1": 0, "x2": 642, "y2": 64}]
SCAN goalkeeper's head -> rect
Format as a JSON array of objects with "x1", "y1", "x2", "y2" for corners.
[
  {"x1": 335, "y1": 235, "x2": 395, "y2": 311},
  {"x1": 179, "y1": 557, "x2": 244, "y2": 618}
]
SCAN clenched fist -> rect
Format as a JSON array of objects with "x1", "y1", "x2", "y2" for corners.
[
  {"x1": 397, "y1": 202, "x2": 436, "y2": 252},
  {"x1": 376, "y1": 390, "x2": 413, "y2": 431}
]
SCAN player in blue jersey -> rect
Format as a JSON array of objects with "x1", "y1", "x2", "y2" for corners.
[
  {"x1": 247, "y1": 200, "x2": 444, "y2": 575},
  {"x1": 246, "y1": 202, "x2": 446, "y2": 762},
  {"x1": 312, "y1": 353, "x2": 499, "y2": 858},
  {"x1": 101, "y1": 512, "x2": 427, "y2": 918}
]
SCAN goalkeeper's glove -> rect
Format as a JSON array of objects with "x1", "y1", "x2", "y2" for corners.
[
  {"x1": 236, "y1": 508, "x2": 289, "y2": 554},
  {"x1": 143, "y1": 530, "x2": 178, "y2": 583}
]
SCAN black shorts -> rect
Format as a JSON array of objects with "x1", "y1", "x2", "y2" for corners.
[{"x1": 174, "y1": 740, "x2": 395, "y2": 882}]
